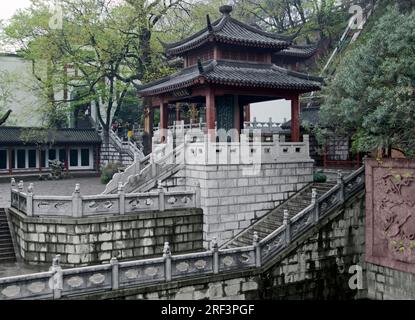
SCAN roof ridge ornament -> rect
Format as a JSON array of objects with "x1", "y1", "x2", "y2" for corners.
[
  {"x1": 219, "y1": 5, "x2": 233, "y2": 16},
  {"x1": 206, "y1": 14, "x2": 213, "y2": 32},
  {"x1": 197, "y1": 58, "x2": 204, "y2": 74}
]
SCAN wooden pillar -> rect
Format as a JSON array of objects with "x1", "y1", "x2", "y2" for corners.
[
  {"x1": 160, "y1": 102, "x2": 168, "y2": 143},
  {"x1": 8, "y1": 147, "x2": 13, "y2": 175},
  {"x1": 206, "y1": 89, "x2": 216, "y2": 141},
  {"x1": 291, "y1": 95, "x2": 300, "y2": 142},
  {"x1": 233, "y1": 95, "x2": 241, "y2": 141},
  {"x1": 175, "y1": 103, "x2": 181, "y2": 122},
  {"x1": 190, "y1": 104, "x2": 197, "y2": 123},
  {"x1": 143, "y1": 105, "x2": 154, "y2": 155},
  {"x1": 144, "y1": 106, "x2": 151, "y2": 134},
  {"x1": 65, "y1": 146, "x2": 69, "y2": 171},
  {"x1": 96, "y1": 145, "x2": 101, "y2": 171},
  {"x1": 244, "y1": 104, "x2": 251, "y2": 122},
  {"x1": 38, "y1": 149, "x2": 42, "y2": 172}
]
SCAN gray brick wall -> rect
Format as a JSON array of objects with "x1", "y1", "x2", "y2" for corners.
[
  {"x1": 182, "y1": 161, "x2": 314, "y2": 247},
  {"x1": 8, "y1": 207, "x2": 203, "y2": 267}
]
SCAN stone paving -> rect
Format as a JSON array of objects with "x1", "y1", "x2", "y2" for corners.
[
  {"x1": 0, "y1": 261, "x2": 48, "y2": 278},
  {"x1": 0, "y1": 177, "x2": 105, "y2": 208}
]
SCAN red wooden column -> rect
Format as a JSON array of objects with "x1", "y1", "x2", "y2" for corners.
[
  {"x1": 244, "y1": 104, "x2": 251, "y2": 122},
  {"x1": 233, "y1": 95, "x2": 241, "y2": 141},
  {"x1": 65, "y1": 146, "x2": 69, "y2": 171},
  {"x1": 175, "y1": 103, "x2": 181, "y2": 122},
  {"x1": 291, "y1": 95, "x2": 300, "y2": 142},
  {"x1": 160, "y1": 102, "x2": 169, "y2": 143},
  {"x1": 96, "y1": 145, "x2": 101, "y2": 171},
  {"x1": 39, "y1": 150, "x2": 42, "y2": 173},
  {"x1": 206, "y1": 89, "x2": 216, "y2": 142},
  {"x1": 8, "y1": 147, "x2": 13, "y2": 175}
]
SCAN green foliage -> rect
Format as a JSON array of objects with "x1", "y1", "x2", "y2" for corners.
[
  {"x1": 313, "y1": 171, "x2": 327, "y2": 183},
  {"x1": 320, "y1": 5, "x2": 415, "y2": 158},
  {"x1": 19, "y1": 127, "x2": 54, "y2": 148},
  {"x1": 100, "y1": 162, "x2": 122, "y2": 184},
  {"x1": 4, "y1": 0, "x2": 188, "y2": 131}
]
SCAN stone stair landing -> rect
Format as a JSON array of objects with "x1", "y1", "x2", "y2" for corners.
[
  {"x1": 0, "y1": 209, "x2": 15, "y2": 263},
  {"x1": 222, "y1": 182, "x2": 336, "y2": 248}
]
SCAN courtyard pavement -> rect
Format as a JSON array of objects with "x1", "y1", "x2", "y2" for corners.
[
  {"x1": 0, "y1": 261, "x2": 49, "y2": 278},
  {"x1": 0, "y1": 176, "x2": 105, "y2": 208}
]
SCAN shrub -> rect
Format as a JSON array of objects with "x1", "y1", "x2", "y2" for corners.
[
  {"x1": 313, "y1": 172, "x2": 327, "y2": 183},
  {"x1": 100, "y1": 162, "x2": 122, "y2": 184}
]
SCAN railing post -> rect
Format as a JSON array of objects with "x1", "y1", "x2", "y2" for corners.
[
  {"x1": 268, "y1": 117, "x2": 273, "y2": 129},
  {"x1": 110, "y1": 257, "x2": 119, "y2": 290},
  {"x1": 72, "y1": 184, "x2": 82, "y2": 218},
  {"x1": 158, "y1": 180, "x2": 165, "y2": 212},
  {"x1": 211, "y1": 237, "x2": 219, "y2": 274},
  {"x1": 50, "y1": 255, "x2": 63, "y2": 300},
  {"x1": 163, "y1": 242, "x2": 172, "y2": 282},
  {"x1": 195, "y1": 181, "x2": 201, "y2": 207},
  {"x1": 253, "y1": 231, "x2": 261, "y2": 268},
  {"x1": 26, "y1": 183, "x2": 34, "y2": 217},
  {"x1": 118, "y1": 182, "x2": 125, "y2": 215},
  {"x1": 17, "y1": 180, "x2": 23, "y2": 211},
  {"x1": 283, "y1": 209, "x2": 291, "y2": 244},
  {"x1": 135, "y1": 154, "x2": 141, "y2": 174},
  {"x1": 151, "y1": 153, "x2": 156, "y2": 176},
  {"x1": 337, "y1": 170, "x2": 345, "y2": 202},
  {"x1": 303, "y1": 134, "x2": 310, "y2": 157}
]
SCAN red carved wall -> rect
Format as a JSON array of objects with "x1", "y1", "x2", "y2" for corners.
[{"x1": 366, "y1": 159, "x2": 415, "y2": 273}]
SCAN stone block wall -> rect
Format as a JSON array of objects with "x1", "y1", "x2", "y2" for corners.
[
  {"x1": 100, "y1": 143, "x2": 134, "y2": 169},
  {"x1": 261, "y1": 191, "x2": 366, "y2": 300},
  {"x1": 366, "y1": 263, "x2": 415, "y2": 299},
  {"x1": 182, "y1": 161, "x2": 314, "y2": 247},
  {"x1": 8, "y1": 207, "x2": 203, "y2": 267},
  {"x1": 100, "y1": 275, "x2": 262, "y2": 300}
]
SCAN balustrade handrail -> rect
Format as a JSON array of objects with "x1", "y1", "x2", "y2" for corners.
[
  {"x1": 10, "y1": 183, "x2": 198, "y2": 218},
  {"x1": 2, "y1": 166, "x2": 365, "y2": 300}
]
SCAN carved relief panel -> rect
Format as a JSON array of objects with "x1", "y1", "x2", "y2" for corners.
[{"x1": 366, "y1": 159, "x2": 415, "y2": 273}]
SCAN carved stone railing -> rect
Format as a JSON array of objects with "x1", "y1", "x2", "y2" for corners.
[
  {"x1": 108, "y1": 129, "x2": 145, "y2": 160},
  {"x1": 184, "y1": 134, "x2": 311, "y2": 165},
  {"x1": 10, "y1": 179, "x2": 199, "y2": 218},
  {"x1": 1, "y1": 167, "x2": 365, "y2": 300},
  {"x1": 243, "y1": 117, "x2": 286, "y2": 133}
]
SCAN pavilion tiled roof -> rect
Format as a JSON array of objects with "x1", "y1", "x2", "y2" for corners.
[
  {"x1": 162, "y1": 5, "x2": 292, "y2": 56},
  {"x1": 0, "y1": 127, "x2": 102, "y2": 145},
  {"x1": 138, "y1": 59, "x2": 323, "y2": 96},
  {"x1": 274, "y1": 44, "x2": 318, "y2": 59}
]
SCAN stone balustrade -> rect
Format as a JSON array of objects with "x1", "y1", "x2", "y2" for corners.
[
  {"x1": 10, "y1": 180, "x2": 200, "y2": 218},
  {"x1": 184, "y1": 134, "x2": 311, "y2": 165},
  {"x1": 243, "y1": 117, "x2": 286, "y2": 133},
  {"x1": 0, "y1": 166, "x2": 365, "y2": 300}
]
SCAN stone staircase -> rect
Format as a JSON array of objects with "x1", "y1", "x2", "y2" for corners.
[
  {"x1": 0, "y1": 209, "x2": 15, "y2": 263},
  {"x1": 222, "y1": 182, "x2": 336, "y2": 249},
  {"x1": 103, "y1": 142, "x2": 185, "y2": 194}
]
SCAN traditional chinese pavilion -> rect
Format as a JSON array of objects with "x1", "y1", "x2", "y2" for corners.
[{"x1": 139, "y1": 5, "x2": 322, "y2": 145}]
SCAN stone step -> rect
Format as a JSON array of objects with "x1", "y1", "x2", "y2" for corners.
[{"x1": 223, "y1": 182, "x2": 339, "y2": 249}]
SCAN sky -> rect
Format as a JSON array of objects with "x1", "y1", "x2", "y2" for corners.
[
  {"x1": 0, "y1": 0, "x2": 291, "y2": 122},
  {"x1": 0, "y1": 0, "x2": 31, "y2": 21}
]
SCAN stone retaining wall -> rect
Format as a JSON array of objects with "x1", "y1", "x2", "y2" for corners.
[
  {"x1": 8, "y1": 207, "x2": 203, "y2": 266},
  {"x1": 183, "y1": 161, "x2": 314, "y2": 247}
]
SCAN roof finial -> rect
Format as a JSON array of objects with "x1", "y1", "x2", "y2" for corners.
[
  {"x1": 219, "y1": 5, "x2": 232, "y2": 16},
  {"x1": 207, "y1": 14, "x2": 213, "y2": 32},
  {"x1": 197, "y1": 58, "x2": 204, "y2": 74}
]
